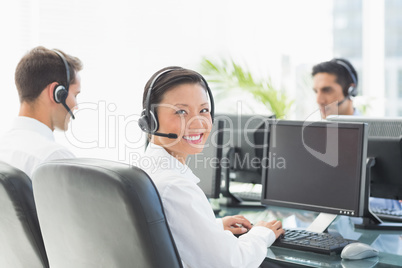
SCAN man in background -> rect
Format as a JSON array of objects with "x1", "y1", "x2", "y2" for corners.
[
  {"x1": 312, "y1": 58, "x2": 402, "y2": 214},
  {"x1": 0, "y1": 46, "x2": 83, "y2": 177},
  {"x1": 312, "y1": 58, "x2": 359, "y2": 119}
]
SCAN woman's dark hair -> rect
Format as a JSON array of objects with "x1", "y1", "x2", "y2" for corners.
[{"x1": 142, "y1": 66, "x2": 209, "y2": 112}]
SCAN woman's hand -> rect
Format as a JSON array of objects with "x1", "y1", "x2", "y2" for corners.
[
  {"x1": 255, "y1": 220, "x2": 285, "y2": 239},
  {"x1": 221, "y1": 215, "x2": 253, "y2": 235}
]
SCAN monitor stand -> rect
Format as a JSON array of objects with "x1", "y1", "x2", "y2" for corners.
[
  {"x1": 355, "y1": 158, "x2": 402, "y2": 230},
  {"x1": 306, "y1": 213, "x2": 338, "y2": 233}
]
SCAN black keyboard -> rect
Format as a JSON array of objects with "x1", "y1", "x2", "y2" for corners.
[
  {"x1": 272, "y1": 229, "x2": 358, "y2": 255},
  {"x1": 371, "y1": 207, "x2": 402, "y2": 222}
]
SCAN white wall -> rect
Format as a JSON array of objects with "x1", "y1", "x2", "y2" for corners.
[{"x1": 0, "y1": 0, "x2": 334, "y2": 163}]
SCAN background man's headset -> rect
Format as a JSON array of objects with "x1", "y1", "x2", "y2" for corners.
[
  {"x1": 52, "y1": 50, "x2": 75, "y2": 120},
  {"x1": 332, "y1": 59, "x2": 358, "y2": 106},
  {"x1": 138, "y1": 68, "x2": 215, "y2": 139}
]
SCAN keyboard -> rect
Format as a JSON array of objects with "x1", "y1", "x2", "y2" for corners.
[
  {"x1": 229, "y1": 182, "x2": 262, "y2": 201},
  {"x1": 234, "y1": 191, "x2": 261, "y2": 201},
  {"x1": 371, "y1": 207, "x2": 402, "y2": 222},
  {"x1": 272, "y1": 229, "x2": 358, "y2": 255}
]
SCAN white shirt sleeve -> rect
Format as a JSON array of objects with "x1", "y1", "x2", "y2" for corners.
[
  {"x1": 215, "y1": 218, "x2": 224, "y2": 230},
  {"x1": 160, "y1": 179, "x2": 275, "y2": 268}
]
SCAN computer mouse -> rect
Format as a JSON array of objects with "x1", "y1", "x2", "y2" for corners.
[{"x1": 341, "y1": 242, "x2": 379, "y2": 260}]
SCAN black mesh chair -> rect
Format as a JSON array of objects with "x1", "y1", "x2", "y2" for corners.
[
  {"x1": 0, "y1": 161, "x2": 49, "y2": 268},
  {"x1": 32, "y1": 158, "x2": 182, "y2": 268}
]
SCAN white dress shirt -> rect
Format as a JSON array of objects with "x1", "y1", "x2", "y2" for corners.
[
  {"x1": 0, "y1": 116, "x2": 75, "y2": 177},
  {"x1": 353, "y1": 107, "x2": 361, "y2": 116},
  {"x1": 139, "y1": 143, "x2": 275, "y2": 268}
]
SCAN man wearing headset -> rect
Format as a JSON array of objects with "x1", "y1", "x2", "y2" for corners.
[
  {"x1": 0, "y1": 46, "x2": 83, "y2": 177},
  {"x1": 312, "y1": 58, "x2": 359, "y2": 119},
  {"x1": 312, "y1": 58, "x2": 402, "y2": 213}
]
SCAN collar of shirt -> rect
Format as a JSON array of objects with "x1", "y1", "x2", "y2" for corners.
[
  {"x1": 353, "y1": 107, "x2": 361, "y2": 116},
  {"x1": 12, "y1": 116, "x2": 55, "y2": 141},
  {"x1": 144, "y1": 143, "x2": 200, "y2": 184}
]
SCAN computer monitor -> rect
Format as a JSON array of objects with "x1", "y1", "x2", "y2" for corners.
[
  {"x1": 261, "y1": 120, "x2": 370, "y2": 232},
  {"x1": 262, "y1": 119, "x2": 402, "y2": 231},
  {"x1": 186, "y1": 113, "x2": 268, "y2": 201},
  {"x1": 366, "y1": 137, "x2": 402, "y2": 199},
  {"x1": 216, "y1": 113, "x2": 274, "y2": 206},
  {"x1": 188, "y1": 113, "x2": 274, "y2": 204},
  {"x1": 186, "y1": 120, "x2": 225, "y2": 199},
  {"x1": 326, "y1": 116, "x2": 402, "y2": 200}
]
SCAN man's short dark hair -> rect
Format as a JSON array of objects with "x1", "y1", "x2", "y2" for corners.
[{"x1": 15, "y1": 46, "x2": 83, "y2": 103}]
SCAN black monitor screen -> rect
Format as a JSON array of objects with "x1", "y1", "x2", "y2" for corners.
[
  {"x1": 367, "y1": 137, "x2": 402, "y2": 199},
  {"x1": 218, "y1": 114, "x2": 273, "y2": 184},
  {"x1": 261, "y1": 120, "x2": 368, "y2": 216},
  {"x1": 326, "y1": 116, "x2": 402, "y2": 200}
]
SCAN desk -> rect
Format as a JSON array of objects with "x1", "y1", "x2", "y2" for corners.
[{"x1": 218, "y1": 205, "x2": 402, "y2": 267}]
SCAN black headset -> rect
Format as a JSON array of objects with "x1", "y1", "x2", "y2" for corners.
[
  {"x1": 53, "y1": 50, "x2": 75, "y2": 119},
  {"x1": 138, "y1": 68, "x2": 215, "y2": 139},
  {"x1": 332, "y1": 59, "x2": 358, "y2": 98}
]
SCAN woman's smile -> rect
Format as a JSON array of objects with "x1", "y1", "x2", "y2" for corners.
[{"x1": 183, "y1": 133, "x2": 204, "y2": 144}]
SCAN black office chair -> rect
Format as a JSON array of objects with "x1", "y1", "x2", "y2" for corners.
[
  {"x1": 0, "y1": 161, "x2": 49, "y2": 268},
  {"x1": 32, "y1": 158, "x2": 183, "y2": 268}
]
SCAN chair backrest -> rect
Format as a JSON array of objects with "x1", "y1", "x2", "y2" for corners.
[
  {"x1": 0, "y1": 161, "x2": 49, "y2": 268},
  {"x1": 32, "y1": 158, "x2": 183, "y2": 268}
]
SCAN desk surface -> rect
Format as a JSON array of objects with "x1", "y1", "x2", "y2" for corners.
[{"x1": 218, "y1": 205, "x2": 402, "y2": 267}]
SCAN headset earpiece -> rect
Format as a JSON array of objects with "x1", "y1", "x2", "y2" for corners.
[
  {"x1": 348, "y1": 85, "x2": 357, "y2": 98},
  {"x1": 139, "y1": 109, "x2": 159, "y2": 132},
  {"x1": 332, "y1": 59, "x2": 358, "y2": 98},
  {"x1": 138, "y1": 110, "x2": 149, "y2": 132},
  {"x1": 52, "y1": 49, "x2": 75, "y2": 119},
  {"x1": 54, "y1": 84, "x2": 68, "y2": 104}
]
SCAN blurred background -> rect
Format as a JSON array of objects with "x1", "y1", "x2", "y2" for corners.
[{"x1": 0, "y1": 0, "x2": 400, "y2": 163}]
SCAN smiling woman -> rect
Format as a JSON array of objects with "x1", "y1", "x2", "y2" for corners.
[
  {"x1": 137, "y1": 66, "x2": 285, "y2": 268},
  {"x1": 152, "y1": 82, "x2": 212, "y2": 161},
  {"x1": 138, "y1": 67, "x2": 215, "y2": 161}
]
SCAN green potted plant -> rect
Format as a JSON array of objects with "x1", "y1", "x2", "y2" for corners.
[{"x1": 200, "y1": 58, "x2": 293, "y2": 118}]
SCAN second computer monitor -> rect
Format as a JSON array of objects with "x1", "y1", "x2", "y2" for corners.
[
  {"x1": 187, "y1": 113, "x2": 273, "y2": 201},
  {"x1": 217, "y1": 114, "x2": 274, "y2": 183},
  {"x1": 326, "y1": 116, "x2": 402, "y2": 200},
  {"x1": 261, "y1": 120, "x2": 368, "y2": 217}
]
